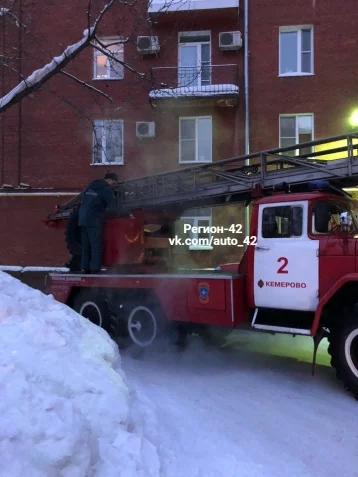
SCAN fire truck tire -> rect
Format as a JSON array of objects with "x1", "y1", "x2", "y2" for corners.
[
  {"x1": 115, "y1": 301, "x2": 166, "y2": 349},
  {"x1": 65, "y1": 209, "x2": 82, "y2": 258},
  {"x1": 328, "y1": 307, "x2": 358, "y2": 400},
  {"x1": 73, "y1": 290, "x2": 111, "y2": 332}
]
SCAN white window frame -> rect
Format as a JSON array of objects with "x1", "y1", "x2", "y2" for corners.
[
  {"x1": 178, "y1": 30, "x2": 211, "y2": 87},
  {"x1": 279, "y1": 113, "x2": 314, "y2": 155},
  {"x1": 179, "y1": 116, "x2": 212, "y2": 164},
  {"x1": 180, "y1": 209, "x2": 213, "y2": 250},
  {"x1": 279, "y1": 25, "x2": 314, "y2": 77},
  {"x1": 93, "y1": 37, "x2": 125, "y2": 80},
  {"x1": 92, "y1": 119, "x2": 124, "y2": 165}
]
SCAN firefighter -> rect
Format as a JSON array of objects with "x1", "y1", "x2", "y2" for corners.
[{"x1": 78, "y1": 172, "x2": 118, "y2": 273}]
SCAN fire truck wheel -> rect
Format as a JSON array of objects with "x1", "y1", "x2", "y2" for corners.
[
  {"x1": 73, "y1": 291, "x2": 111, "y2": 332},
  {"x1": 328, "y1": 308, "x2": 358, "y2": 400},
  {"x1": 115, "y1": 302, "x2": 165, "y2": 348},
  {"x1": 126, "y1": 305, "x2": 158, "y2": 347}
]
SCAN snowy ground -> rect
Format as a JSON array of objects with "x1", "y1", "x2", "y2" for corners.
[
  {"x1": 0, "y1": 270, "x2": 357, "y2": 477},
  {"x1": 121, "y1": 333, "x2": 358, "y2": 477}
]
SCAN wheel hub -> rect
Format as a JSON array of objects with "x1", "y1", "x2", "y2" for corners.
[
  {"x1": 130, "y1": 321, "x2": 142, "y2": 331},
  {"x1": 128, "y1": 306, "x2": 157, "y2": 347}
]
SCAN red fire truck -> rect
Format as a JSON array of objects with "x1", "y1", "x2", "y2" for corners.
[{"x1": 46, "y1": 132, "x2": 358, "y2": 400}]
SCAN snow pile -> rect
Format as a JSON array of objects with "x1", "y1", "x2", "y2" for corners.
[
  {"x1": 0, "y1": 270, "x2": 160, "y2": 477},
  {"x1": 149, "y1": 84, "x2": 239, "y2": 98}
]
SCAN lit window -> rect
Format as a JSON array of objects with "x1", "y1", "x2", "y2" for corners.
[
  {"x1": 279, "y1": 26, "x2": 313, "y2": 76},
  {"x1": 94, "y1": 39, "x2": 124, "y2": 79},
  {"x1": 93, "y1": 120, "x2": 123, "y2": 164}
]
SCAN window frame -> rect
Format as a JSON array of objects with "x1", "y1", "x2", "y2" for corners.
[
  {"x1": 180, "y1": 208, "x2": 213, "y2": 250},
  {"x1": 93, "y1": 37, "x2": 125, "y2": 81},
  {"x1": 309, "y1": 199, "x2": 358, "y2": 236},
  {"x1": 178, "y1": 30, "x2": 212, "y2": 88},
  {"x1": 279, "y1": 25, "x2": 314, "y2": 77},
  {"x1": 279, "y1": 113, "x2": 314, "y2": 155},
  {"x1": 92, "y1": 119, "x2": 124, "y2": 166},
  {"x1": 260, "y1": 204, "x2": 305, "y2": 239},
  {"x1": 179, "y1": 116, "x2": 213, "y2": 164}
]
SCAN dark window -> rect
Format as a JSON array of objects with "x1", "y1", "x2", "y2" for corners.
[{"x1": 262, "y1": 205, "x2": 303, "y2": 238}]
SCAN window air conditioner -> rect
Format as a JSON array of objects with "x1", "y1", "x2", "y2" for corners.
[
  {"x1": 219, "y1": 31, "x2": 242, "y2": 51},
  {"x1": 136, "y1": 122, "x2": 156, "y2": 138},
  {"x1": 137, "y1": 36, "x2": 160, "y2": 54}
]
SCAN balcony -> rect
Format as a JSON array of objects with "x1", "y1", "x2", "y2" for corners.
[
  {"x1": 149, "y1": 64, "x2": 239, "y2": 108},
  {"x1": 148, "y1": 0, "x2": 239, "y2": 14}
]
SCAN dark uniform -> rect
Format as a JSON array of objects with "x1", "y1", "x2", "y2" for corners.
[{"x1": 78, "y1": 178, "x2": 116, "y2": 273}]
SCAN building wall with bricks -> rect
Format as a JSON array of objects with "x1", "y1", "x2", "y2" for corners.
[{"x1": 0, "y1": 0, "x2": 357, "y2": 267}]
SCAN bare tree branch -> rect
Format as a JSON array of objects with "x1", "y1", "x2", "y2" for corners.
[
  {"x1": 91, "y1": 39, "x2": 144, "y2": 77},
  {"x1": 60, "y1": 70, "x2": 113, "y2": 102},
  {"x1": 0, "y1": 0, "x2": 189, "y2": 115},
  {"x1": 0, "y1": 0, "x2": 116, "y2": 113}
]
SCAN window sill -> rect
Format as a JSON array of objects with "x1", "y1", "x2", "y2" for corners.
[
  {"x1": 92, "y1": 77, "x2": 124, "y2": 81},
  {"x1": 189, "y1": 245, "x2": 213, "y2": 251},
  {"x1": 278, "y1": 73, "x2": 314, "y2": 77},
  {"x1": 91, "y1": 162, "x2": 124, "y2": 166},
  {"x1": 179, "y1": 161, "x2": 213, "y2": 164}
]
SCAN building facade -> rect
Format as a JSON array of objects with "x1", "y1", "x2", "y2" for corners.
[{"x1": 0, "y1": 0, "x2": 357, "y2": 267}]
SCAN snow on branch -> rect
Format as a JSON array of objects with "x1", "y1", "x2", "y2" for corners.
[
  {"x1": 0, "y1": 0, "x2": 116, "y2": 114},
  {"x1": 0, "y1": 29, "x2": 95, "y2": 113}
]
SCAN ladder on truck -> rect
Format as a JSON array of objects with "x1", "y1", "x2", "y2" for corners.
[{"x1": 47, "y1": 131, "x2": 358, "y2": 222}]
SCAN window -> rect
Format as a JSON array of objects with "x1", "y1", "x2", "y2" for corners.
[
  {"x1": 179, "y1": 117, "x2": 212, "y2": 163},
  {"x1": 180, "y1": 208, "x2": 213, "y2": 250},
  {"x1": 312, "y1": 200, "x2": 358, "y2": 234},
  {"x1": 261, "y1": 205, "x2": 303, "y2": 238},
  {"x1": 279, "y1": 114, "x2": 313, "y2": 155},
  {"x1": 93, "y1": 120, "x2": 123, "y2": 165},
  {"x1": 279, "y1": 26, "x2": 313, "y2": 76},
  {"x1": 178, "y1": 31, "x2": 211, "y2": 87},
  {"x1": 94, "y1": 38, "x2": 124, "y2": 80}
]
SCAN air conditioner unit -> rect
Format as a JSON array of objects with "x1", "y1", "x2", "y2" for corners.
[
  {"x1": 137, "y1": 36, "x2": 160, "y2": 54},
  {"x1": 136, "y1": 122, "x2": 156, "y2": 138},
  {"x1": 219, "y1": 31, "x2": 242, "y2": 51}
]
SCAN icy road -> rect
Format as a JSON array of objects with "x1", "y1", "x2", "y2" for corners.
[{"x1": 121, "y1": 332, "x2": 358, "y2": 477}]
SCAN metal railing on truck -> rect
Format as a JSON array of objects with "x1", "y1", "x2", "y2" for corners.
[{"x1": 47, "y1": 131, "x2": 358, "y2": 222}]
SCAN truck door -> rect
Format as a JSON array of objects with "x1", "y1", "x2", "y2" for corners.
[{"x1": 253, "y1": 201, "x2": 319, "y2": 311}]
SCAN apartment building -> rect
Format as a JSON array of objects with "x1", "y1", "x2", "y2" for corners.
[{"x1": 0, "y1": 0, "x2": 357, "y2": 267}]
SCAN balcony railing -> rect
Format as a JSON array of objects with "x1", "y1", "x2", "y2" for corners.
[
  {"x1": 148, "y1": 0, "x2": 239, "y2": 14},
  {"x1": 149, "y1": 64, "x2": 239, "y2": 100}
]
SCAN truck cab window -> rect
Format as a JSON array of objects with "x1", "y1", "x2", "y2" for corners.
[
  {"x1": 312, "y1": 200, "x2": 357, "y2": 234},
  {"x1": 262, "y1": 205, "x2": 303, "y2": 238}
]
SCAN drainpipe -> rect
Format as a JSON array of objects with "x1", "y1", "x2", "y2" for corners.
[{"x1": 244, "y1": 0, "x2": 250, "y2": 242}]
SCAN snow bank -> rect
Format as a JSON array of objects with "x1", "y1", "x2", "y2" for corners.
[{"x1": 0, "y1": 270, "x2": 160, "y2": 477}]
